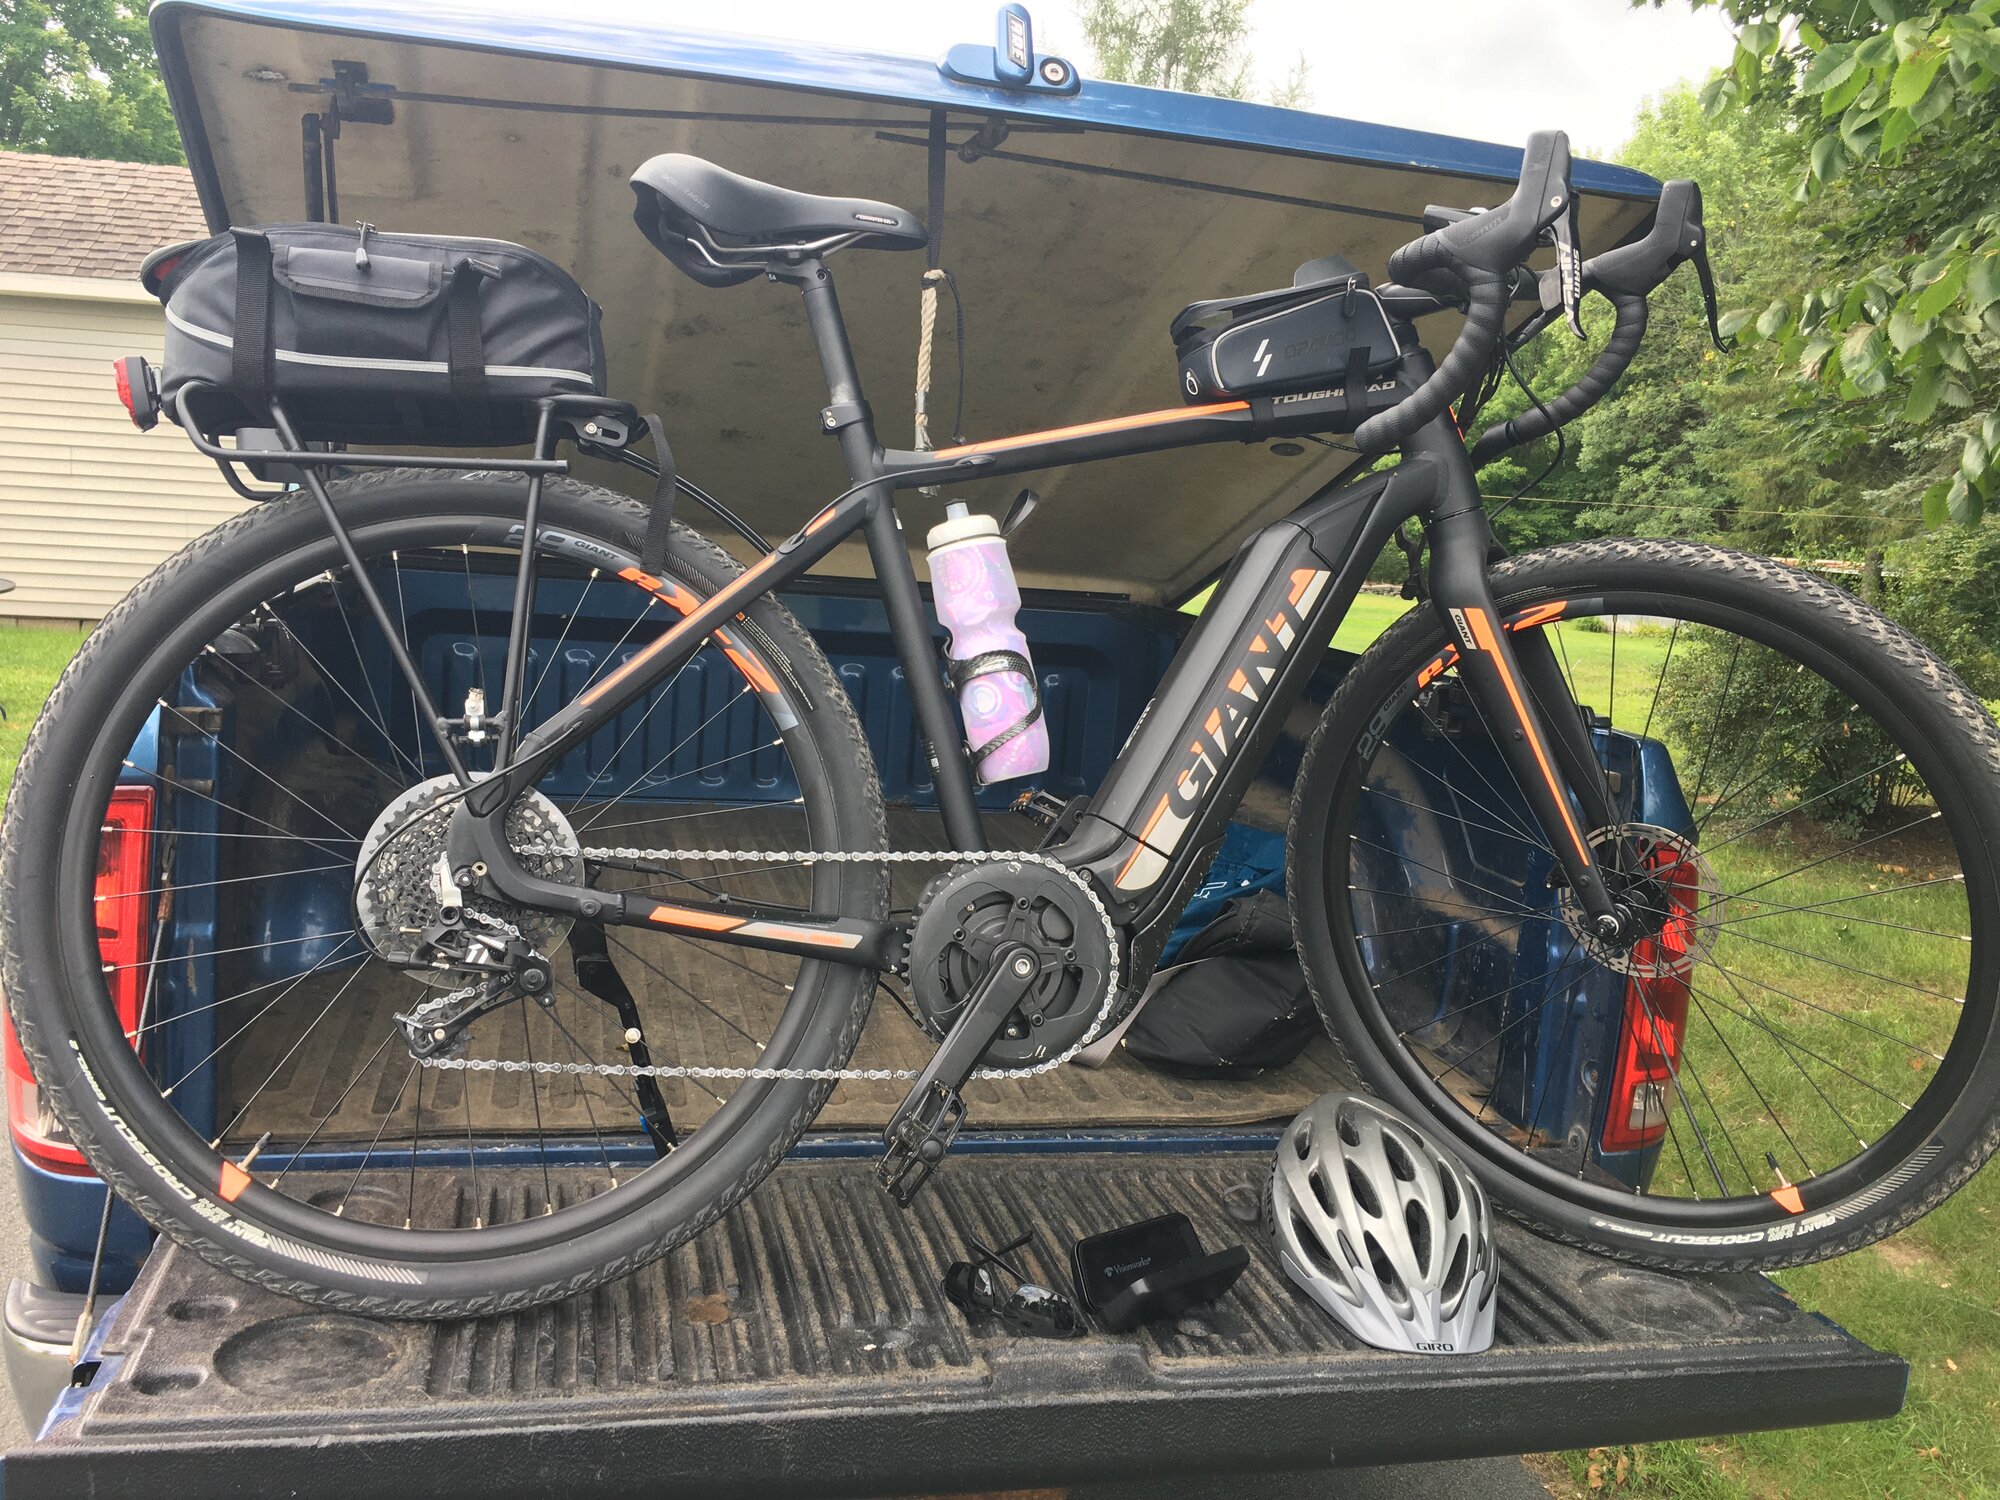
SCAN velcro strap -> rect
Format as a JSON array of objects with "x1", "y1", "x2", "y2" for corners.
[
  {"x1": 638, "y1": 413, "x2": 678, "y2": 576},
  {"x1": 230, "y1": 228, "x2": 274, "y2": 410},
  {"x1": 947, "y1": 649, "x2": 1034, "y2": 691},
  {"x1": 1343, "y1": 343, "x2": 1370, "y2": 424},
  {"x1": 445, "y1": 259, "x2": 493, "y2": 444}
]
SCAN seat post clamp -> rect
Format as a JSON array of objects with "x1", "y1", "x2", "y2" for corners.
[{"x1": 820, "y1": 399, "x2": 872, "y2": 434}]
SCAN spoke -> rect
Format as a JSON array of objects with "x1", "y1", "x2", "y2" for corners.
[
  {"x1": 614, "y1": 860, "x2": 817, "y2": 898},
  {"x1": 122, "y1": 762, "x2": 359, "y2": 864},
  {"x1": 1715, "y1": 899, "x2": 1968, "y2": 942},
  {"x1": 1362, "y1": 784, "x2": 1554, "y2": 852},
  {"x1": 1698, "y1": 754, "x2": 1906, "y2": 859},
  {"x1": 1696, "y1": 702, "x2": 1870, "y2": 838},
  {"x1": 545, "y1": 999, "x2": 621, "y2": 1190},
  {"x1": 335, "y1": 1058, "x2": 417, "y2": 1221},
  {"x1": 269, "y1": 1027, "x2": 400, "y2": 1187},
  {"x1": 106, "y1": 863, "x2": 349, "y2": 907},
  {"x1": 1715, "y1": 874, "x2": 1968, "y2": 929},
  {"x1": 388, "y1": 552, "x2": 427, "y2": 773},
  {"x1": 1683, "y1": 635, "x2": 1746, "y2": 817},
  {"x1": 572, "y1": 683, "x2": 757, "y2": 837},
  {"x1": 463, "y1": 1052, "x2": 483, "y2": 1229},
  {"x1": 202, "y1": 645, "x2": 404, "y2": 792},
  {"x1": 1429, "y1": 936, "x2": 1595, "y2": 1088},
  {"x1": 1703, "y1": 960, "x2": 1872, "y2": 1152},
  {"x1": 1685, "y1": 984, "x2": 1814, "y2": 1177},
  {"x1": 407, "y1": 1065, "x2": 424, "y2": 1229},
  {"x1": 275, "y1": 608, "x2": 425, "y2": 782},
  {"x1": 1384, "y1": 745, "x2": 1553, "y2": 856},
  {"x1": 1631, "y1": 974, "x2": 1741, "y2": 1196},
  {"x1": 1709, "y1": 954, "x2": 1945, "y2": 1058},
  {"x1": 603, "y1": 932, "x2": 784, "y2": 1044},
  {"x1": 577, "y1": 594, "x2": 661, "y2": 698},
  {"x1": 1367, "y1": 911, "x2": 1542, "y2": 996},
  {"x1": 1637, "y1": 620, "x2": 1681, "y2": 747},
  {"x1": 113, "y1": 928, "x2": 360, "y2": 977},
  {"x1": 1683, "y1": 977, "x2": 1914, "y2": 1111},
  {"x1": 521, "y1": 998, "x2": 553, "y2": 1207},
  {"x1": 575, "y1": 796, "x2": 805, "y2": 841},
  {"x1": 160, "y1": 702, "x2": 363, "y2": 843},
  {"x1": 331, "y1": 569, "x2": 402, "y2": 777},
  {"x1": 1349, "y1": 836, "x2": 1547, "y2": 921},
  {"x1": 209, "y1": 962, "x2": 371, "y2": 1141},
  {"x1": 161, "y1": 935, "x2": 361, "y2": 1093},
  {"x1": 1424, "y1": 683, "x2": 1549, "y2": 848},
  {"x1": 609, "y1": 928, "x2": 790, "y2": 1001},
  {"x1": 1725, "y1": 810, "x2": 1942, "y2": 905},
  {"x1": 1716, "y1": 923, "x2": 1961, "y2": 1007},
  {"x1": 522, "y1": 568, "x2": 596, "y2": 731}
]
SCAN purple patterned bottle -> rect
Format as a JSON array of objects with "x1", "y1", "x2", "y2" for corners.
[{"x1": 926, "y1": 503, "x2": 1050, "y2": 783}]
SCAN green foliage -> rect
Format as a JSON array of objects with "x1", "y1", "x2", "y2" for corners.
[
  {"x1": 1074, "y1": 0, "x2": 1311, "y2": 106},
  {"x1": 0, "y1": 0, "x2": 181, "y2": 162},
  {"x1": 1682, "y1": 0, "x2": 2000, "y2": 520}
]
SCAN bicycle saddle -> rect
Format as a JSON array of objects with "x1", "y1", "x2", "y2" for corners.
[{"x1": 632, "y1": 154, "x2": 928, "y2": 287}]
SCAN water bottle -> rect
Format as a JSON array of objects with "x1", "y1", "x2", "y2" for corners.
[{"x1": 926, "y1": 502, "x2": 1050, "y2": 783}]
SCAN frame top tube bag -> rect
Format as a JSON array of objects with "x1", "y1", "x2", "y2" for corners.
[
  {"x1": 1172, "y1": 255, "x2": 1402, "y2": 412},
  {"x1": 140, "y1": 224, "x2": 606, "y2": 446}
]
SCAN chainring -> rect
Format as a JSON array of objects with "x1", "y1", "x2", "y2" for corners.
[
  {"x1": 907, "y1": 860, "x2": 1114, "y2": 1068},
  {"x1": 354, "y1": 774, "x2": 584, "y2": 982}
]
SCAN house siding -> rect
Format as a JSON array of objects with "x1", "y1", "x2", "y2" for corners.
[{"x1": 1, "y1": 288, "x2": 245, "y2": 623}]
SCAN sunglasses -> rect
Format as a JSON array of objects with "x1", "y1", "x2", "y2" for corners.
[{"x1": 942, "y1": 1229, "x2": 1084, "y2": 1339}]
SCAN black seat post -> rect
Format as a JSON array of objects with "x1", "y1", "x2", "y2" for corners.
[{"x1": 779, "y1": 256, "x2": 878, "y2": 477}]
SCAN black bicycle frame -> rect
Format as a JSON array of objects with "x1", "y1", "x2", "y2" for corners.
[{"x1": 233, "y1": 250, "x2": 1624, "y2": 979}]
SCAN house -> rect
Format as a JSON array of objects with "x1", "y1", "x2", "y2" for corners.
[{"x1": 0, "y1": 150, "x2": 240, "y2": 625}]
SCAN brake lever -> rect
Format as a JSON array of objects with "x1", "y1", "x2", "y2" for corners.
[
  {"x1": 1691, "y1": 234, "x2": 1726, "y2": 352},
  {"x1": 1548, "y1": 193, "x2": 1586, "y2": 338}
]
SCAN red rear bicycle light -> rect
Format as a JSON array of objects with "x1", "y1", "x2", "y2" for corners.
[
  {"x1": 6, "y1": 785, "x2": 154, "y2": 1175},
  {"x1": 1600, "y1": 846, "x2": 1698, "y2": 1154},
  {"x1": 112, "y1": 355, "x2": 160, "y2": 431}
]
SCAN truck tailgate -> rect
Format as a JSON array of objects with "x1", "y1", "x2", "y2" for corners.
[{"x1": 7, "y1": 1151, "x2": 1904, "y2": 1499}]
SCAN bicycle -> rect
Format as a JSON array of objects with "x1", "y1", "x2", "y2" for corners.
[{"x1": 5, "y1": 130, "x2": 1998, "y2": 1317}]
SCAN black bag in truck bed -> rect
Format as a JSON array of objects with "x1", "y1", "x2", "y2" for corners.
[{"x1": 8, "y1": 1152, "x2": 1904, "y2": 1500}]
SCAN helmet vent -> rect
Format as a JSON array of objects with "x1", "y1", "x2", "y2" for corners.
[
  {"x1": 1294, "y1": 1121, "x2": 1314, "y2": 1159},
  {"x1": 1383, "y1": 1133, "x2": 1417, "y2": 1182},
  {"x1": 1439, "y1": 1164, "x2": 1463, "y2": 1220},
  {"x1": 1345, "y1": 1159, "x2": 1382, "y2": 1218},
  {"x1": 1293, "y1": 1209, "x2": 1338, "y2": 1278},
  {"x1": 1309, "y1": 1165, "x2": 1336, "y2": 1217},
  {"x1": 1403, "y1": 1200, "x2": 1432, "y2": 1269},
  {"x1": 1363, "y1": 1231, "x2": 1405, "y2": 1303},
  {"x1": 1442, "y1": 1236, "x2": 1469, "y2": 1301},
  {"x1": 1337, "y1": 1111, "x2": 1362, "y2": 1148}
]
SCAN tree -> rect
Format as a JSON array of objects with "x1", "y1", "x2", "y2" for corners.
[
  {"x1": 1673, "y1": 0, "x2": 2000, "y2": 522},
  {"x1": 0, "y1": 0, "x2": 182, "y2": 163},
  {"x1": 1075, "y1": 0, "x2": 1310, "y2": 106}
]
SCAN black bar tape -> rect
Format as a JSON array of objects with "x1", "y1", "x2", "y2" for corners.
[
  {"x1": 1355, "y1": 270, "x2": 1510, "y2": 456},
  {"x1": 1467, "y1": 290, "x2": 1648, "y2": 467}
]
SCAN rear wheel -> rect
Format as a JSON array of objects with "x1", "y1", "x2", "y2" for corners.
[
  {"x1": 0, "y1": 469, "x2": 887, "y2": 1316},
  {"x1": 1291, "y1": 539, "x2": 2000, "y2": 1269}
]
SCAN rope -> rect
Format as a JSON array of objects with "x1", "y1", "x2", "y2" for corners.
[{"x1": 915, "y1": 267, "x2": 946, "y2": 453}]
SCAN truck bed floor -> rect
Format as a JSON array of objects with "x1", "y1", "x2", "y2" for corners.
[{"x1": 13, "y1": 1152, "x2": 1906, "y2": 1500}]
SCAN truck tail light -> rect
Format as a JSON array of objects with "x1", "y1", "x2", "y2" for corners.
[
  {"x1": 5, "y1": 785, "x2": 155, "y2": 1175},
  {"x1": 1600, "y1": 844, "x2": 1698, "y2": 1154}
]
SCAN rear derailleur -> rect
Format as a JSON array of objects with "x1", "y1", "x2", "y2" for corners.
[{"x1": 393, "y1": 921, "x2": 552, "y2": 1061}]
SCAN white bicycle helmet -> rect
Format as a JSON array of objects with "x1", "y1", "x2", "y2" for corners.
[{"x1": 1267, "y1": 1091, "x2": 1498, "y2": 1353}]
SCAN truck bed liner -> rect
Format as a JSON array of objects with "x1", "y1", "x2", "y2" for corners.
[{"x1": 11, "y1": 1152, "x2": 1905, "y2": 1499}]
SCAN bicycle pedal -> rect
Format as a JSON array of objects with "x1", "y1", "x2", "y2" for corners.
[
  {"x1": 1009, "y1": 788, "x2": 1071, "y2": 827},
  {"x1": 878, "y1": 1082, "x2": 967, "y2": 1207}
]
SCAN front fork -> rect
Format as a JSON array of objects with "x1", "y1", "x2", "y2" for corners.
[{"x1": 1424, "y1": 503, "x2": 1627, "y2": 934}]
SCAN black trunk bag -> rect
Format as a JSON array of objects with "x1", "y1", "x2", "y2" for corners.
[{"x1": 140, "y1": 224, "x2": 606, "y2": 446}]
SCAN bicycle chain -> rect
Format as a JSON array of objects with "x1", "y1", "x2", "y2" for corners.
[{"x1": 414, "y1": 846, "x2": 1122, "y2": 1086}]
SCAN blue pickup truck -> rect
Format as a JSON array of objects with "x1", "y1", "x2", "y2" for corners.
[{"x1": 0, "y1": 5, "x2": 1904, "y2": 1494}]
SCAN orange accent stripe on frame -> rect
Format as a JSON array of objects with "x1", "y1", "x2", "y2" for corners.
[
  {"x1": 647, "y1": 906, "x2": 747, "y2": 933},
  {"x1": 930, "y1": 402, "x2": 1250, "y2": 458},
  {"x1": 1461, "y1": 607, "x2": 1593, "y2": 865}
]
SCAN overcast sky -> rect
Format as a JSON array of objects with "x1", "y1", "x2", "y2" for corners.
[{"x1": 622, "y1": 0, "x2": 1737, "y2": 157}]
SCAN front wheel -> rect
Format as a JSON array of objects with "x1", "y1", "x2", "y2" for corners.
[{"x1": 1290, "y1": 538, "x2": 2000, "y2": 1270}]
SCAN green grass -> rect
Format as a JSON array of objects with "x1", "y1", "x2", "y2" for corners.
[
  {"x1": 0, "y1": 624, "x2": 87, "y2": 799},
  {"x1": 4, "y1": 612, "x2": 1998, "y2": 1499}
]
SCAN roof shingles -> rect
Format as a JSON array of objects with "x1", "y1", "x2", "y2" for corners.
[{"x1": 0, "y1": 150, "x2": 207, "y2": 282}]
